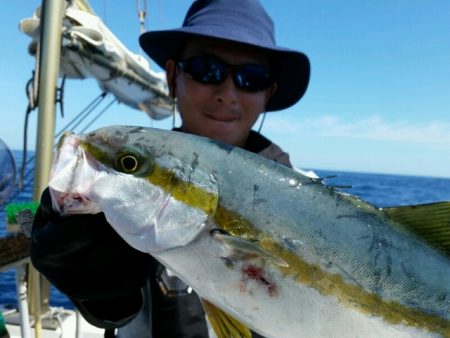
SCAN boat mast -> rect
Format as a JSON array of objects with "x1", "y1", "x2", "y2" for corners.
[
  {"x1": 33, "y1": 1, "x2": 65, "y2": 195},
  {"x1": 29, "y1": 0, "x2": 65, "y2": 337}
]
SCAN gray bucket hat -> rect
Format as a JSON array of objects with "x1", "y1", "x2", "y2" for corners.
[{"x1": 139, "y1": 0, "x2": 310, "y2": 111}]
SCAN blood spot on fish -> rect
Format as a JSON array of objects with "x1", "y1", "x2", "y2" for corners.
[
  {"x1": 241, "y1": 264, "x2": 277, "y2": 297},
  {"x1": 243, "y1": 265, "x2": 263, "y2": 279}
]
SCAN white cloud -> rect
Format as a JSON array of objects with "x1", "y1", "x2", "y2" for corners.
[{"x1": 265, "y1": 115, "x2": 450, "y2": 147}]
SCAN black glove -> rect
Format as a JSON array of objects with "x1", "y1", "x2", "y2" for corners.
[{"x1": 30, "y1": 188, "x2": 151, "y2": 329}]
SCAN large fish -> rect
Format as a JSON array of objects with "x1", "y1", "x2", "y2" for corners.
[{"x1": 48, "y1": 126, "x2": 450, "y2": 338}]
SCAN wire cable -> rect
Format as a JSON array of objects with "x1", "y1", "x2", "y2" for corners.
[
  {"x1": 54, "y1": 92, "x2": 107, "y2": 139},
  {"x1": 80, "y1": 98, "x2": 117, "y2": 133}
]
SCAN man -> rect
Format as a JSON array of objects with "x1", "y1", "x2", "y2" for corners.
[{"x1": 30, "y1": 0, "x2": 310, "y2": 336}]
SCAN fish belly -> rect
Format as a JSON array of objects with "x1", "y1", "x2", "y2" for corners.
[{"x1": 156, "y1": 234, "x2": 441, "y2": 338}]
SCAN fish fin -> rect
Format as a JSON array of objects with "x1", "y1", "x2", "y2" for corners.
[
  {"x1": 201, "y1": 299, "x2": 252, "y2": 338},
  {"x1": 384, "y1": 201, "x2": 450, "y2": 256},
  {"x1": 311, "y1": 175, "x2": 352, "y2": 189},
  {"x1": 213, "y1": 231, "x2": 289, "y2": 267}
]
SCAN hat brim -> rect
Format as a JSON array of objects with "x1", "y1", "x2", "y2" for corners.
[{"x1": 139, "y1": 29, "x2": 310, "y2": 111}]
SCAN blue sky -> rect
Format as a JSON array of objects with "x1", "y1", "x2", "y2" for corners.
[{"x1": 1, "y1": 1, "x2": 449, "y2": 178}]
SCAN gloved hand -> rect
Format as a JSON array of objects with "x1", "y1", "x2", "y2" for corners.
[{"x1": 30, "y1": 188, "x2": 150, "y2": 329}]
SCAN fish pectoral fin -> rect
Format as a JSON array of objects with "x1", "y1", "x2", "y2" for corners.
[
  {"x1": 384, "y1": 201, "x2": 450, "y2": 257},
  {"x1": 201, "y1": 299, "x2": 252, "y2": 338},
  {"x1": 212, "y1": 231, "x2": 289, "y2": 267}
]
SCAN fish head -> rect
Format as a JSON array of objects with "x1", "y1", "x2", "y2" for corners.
[{"x1": 48, "y1": 126, "x2": 219, "y2": 253}]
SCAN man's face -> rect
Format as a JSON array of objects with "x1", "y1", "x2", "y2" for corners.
[{"x1": 167, "y1": 37, "x2": 277, "y2": 147}]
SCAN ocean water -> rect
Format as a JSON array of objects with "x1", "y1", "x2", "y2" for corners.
[{"x1": 0, "y1": 151, "x2": 450, "y2": 309}]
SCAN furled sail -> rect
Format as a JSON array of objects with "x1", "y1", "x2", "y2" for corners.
[{"x1": 19, "y1": 0, "x2": 173, "y2": 120}]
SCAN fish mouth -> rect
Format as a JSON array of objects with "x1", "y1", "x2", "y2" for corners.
[
  {"x1": 48, "y1": 132, "x2": 103, "y2": 215},
  {"x1": 50, "y1": 190, "x2": 96, "y2": 215}
]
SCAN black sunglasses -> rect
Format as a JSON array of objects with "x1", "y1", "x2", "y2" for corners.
[{"x1": 177, "y1": 55, "x2": 273, "y2": 92}]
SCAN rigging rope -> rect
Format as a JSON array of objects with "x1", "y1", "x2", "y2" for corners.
[
  {"x1": 80, "y1": 98, "x2": 117, "y2": 133},
  {"x1": 54, "y1": 92, "x2": 107, "y2": 139},
  {"x1": 19, "y1": 74, "x2": 68, "y2": 189},
  {"x1": 19, "y1": 72, "x2": 38, "y2": 191},
  {"x1": 137, "y1": 0, "x2": 148, "y2": 34}
]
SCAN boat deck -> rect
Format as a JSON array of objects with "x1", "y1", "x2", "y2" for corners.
[{"x1": 3, "y1": 306, "x2": 103, "y2": 338}]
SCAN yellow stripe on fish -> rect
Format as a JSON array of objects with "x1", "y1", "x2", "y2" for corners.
[
  {"x1": 144, "y1": 160, "x2": 450, "y2": 336},
  {"x1": 215, "y1": 204, "x2": 450, "y2": 337}
]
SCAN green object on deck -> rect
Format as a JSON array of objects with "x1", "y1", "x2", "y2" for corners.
[
  {"x1": 5, "y1": 202, "x2": 40, "y2": 225},
  {"x1": 0, "y1": 311, "x2": 9, "y2": 338}
]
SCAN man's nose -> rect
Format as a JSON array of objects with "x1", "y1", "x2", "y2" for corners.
[{"x1": 214, "y1": 73, "x2": 238, "y2": 104}]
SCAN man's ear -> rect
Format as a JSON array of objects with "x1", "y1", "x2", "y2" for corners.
[
  {"x1": 165, "y1": 59, "x2": 177, "y2": 98},
  {"x1": 265, "y1": 82, "x2": 278, "y2": 106},
  {"x1": 270, "y1": 82, "x2": 278, "y2": 97}
]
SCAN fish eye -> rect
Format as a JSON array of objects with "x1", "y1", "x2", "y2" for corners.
[{"x1": 116, "y1": 153, "x2": 140, "y2": 173}]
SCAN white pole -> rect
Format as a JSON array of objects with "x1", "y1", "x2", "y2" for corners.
[
  {"x1": 16, "y1": 264, "x2": 31, "y2": 338},
  {"x1": 76, "y1": 310, "x2": 82, "y2": 338},
  {"x1": 30, "y1": 1, "x2": 65, "y2": 338}
]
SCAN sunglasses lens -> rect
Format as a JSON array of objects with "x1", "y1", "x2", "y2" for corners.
[
  {"x1": 179, "y1": 56, "x2": 226, "y2": 84},
  {"x1": 179, "y1": 56, "x2": 272, "y2": 92},
  {"x1": 235, "y1": 65, "x2": 272, "y2": 92}
]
